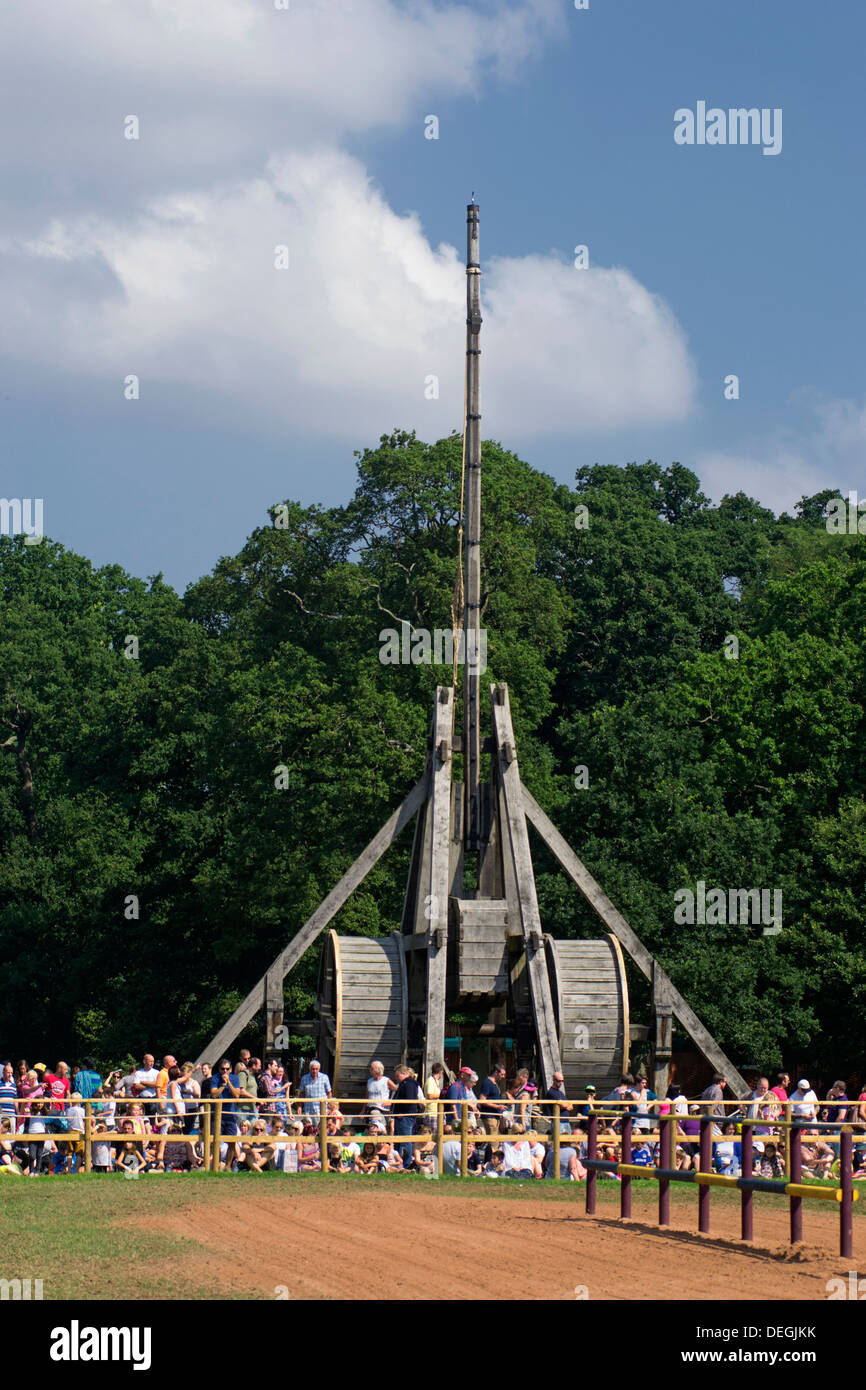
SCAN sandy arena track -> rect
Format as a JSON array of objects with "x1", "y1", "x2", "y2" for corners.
[{"x1": 128, "y1": 1185, "x2": 855, "y2": 1300}]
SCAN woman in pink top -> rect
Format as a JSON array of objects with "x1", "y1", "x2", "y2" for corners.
[{"x1": 17, "y1": 1070, "x2": 44, "y2": 1119}]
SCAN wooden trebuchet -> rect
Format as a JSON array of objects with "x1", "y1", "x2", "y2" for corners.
[
  {"x1": 520, "y1": 783, "x2": 749, "y2": 1098},
  {"x1": 195, "y1": 777, "x2": 426, "y2": 1068}
]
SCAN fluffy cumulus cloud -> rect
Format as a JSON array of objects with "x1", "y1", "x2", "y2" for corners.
[{"x1": 0, "y1": 0, "x2": 696, "y2": 444}]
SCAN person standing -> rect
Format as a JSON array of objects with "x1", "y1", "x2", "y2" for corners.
[
  {"x1": 73, "y1": 1057, "x2": 102, "y2": 1102},
  {"x1": 298, "y1": 1059, "x2": 332, "y2": 1124},
  {"x1": 425, "y1": 1062, "x2": 445, "y2": 1133},
  {"x1": 770, "y1": 1071, "x2": 790, "y2": 1105},
  {"x1": 478, "y1": 1064, "x2": 507, "y2": 1136},
  {"x1": 791, "y1": 1078, "x2": 819, "y2": 1126},
  {"x1": 365, "y1": 1061, "x2": 394, "y2": 1127},
  {"x1": 544, "y1": 1071, "x2": 574, "y2": 1136},
  {"x1": 700, "y1": 1073, "x2": 727, "y2": 1122},
  {"x1": 392, "y1": 1065, "x2": 423, "y2": 1169}
]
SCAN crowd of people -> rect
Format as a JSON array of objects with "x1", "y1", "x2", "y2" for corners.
[{"x1": 1, "y1": 1052, "x2": 864, "y2": 1180}]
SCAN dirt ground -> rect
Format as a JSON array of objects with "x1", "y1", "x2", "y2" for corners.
[{"x1": 127, "y1": 1184, "x2": 855, "y2": 1301}]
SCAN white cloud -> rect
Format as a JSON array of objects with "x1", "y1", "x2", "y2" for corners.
[
  {"x1": 0, "y1": 149, "x2": 697, "y2": 440},
  {"x1": 0, "y1": 0, "x2": 696, "y2": 444}
]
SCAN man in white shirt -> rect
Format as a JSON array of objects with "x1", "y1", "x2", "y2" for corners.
[
  {"x1": 791, "y1": 1078, "x2": 818, "y2": 1122},
  {"x1": 131, "y1": 1053, "x2": 160, "y2": 1117}
]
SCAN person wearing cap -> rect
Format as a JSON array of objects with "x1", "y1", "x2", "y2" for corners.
[
  {"x1": 545, "y1": 1071, "x2": 574, "y2": 1135},
  {"x1": 791, "y1": 1078, "x2": 818, "y2": 1124},
  {"x1": 578, "y1": 1084, "x2": 596, "y2": 1122},
  {"x1": 444, "y1": 1067, "x2": 478, "y2": 1130}
]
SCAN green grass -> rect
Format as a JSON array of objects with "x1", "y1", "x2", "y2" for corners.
[{"x1": 0, "y1": 1170, "x2": 859, "y2": 1300}]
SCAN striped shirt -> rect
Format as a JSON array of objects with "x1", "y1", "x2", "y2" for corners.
[{"x1": 0, "y1": 1079, "x2": 18, "y2": 1122}]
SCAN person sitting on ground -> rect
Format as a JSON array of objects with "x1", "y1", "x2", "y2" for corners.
[
  {"x1": 356, "y1": 1140, "x2": 379, "y2": 1175},
  {"x1": 713, "y1": 1121, "x2": 739, "y2": 1176},
  {"x1": 299, "y1": 1126, "x2": 321, "y2": 1172},
  {"x1": 484, "y1": 1147, "x2": 505, "y2": 1178},
  {"x1": 274, "y1": 1119, "x2": 302, "y2": 1173},
  {"x1": 339, "y1": 1128, "x2": 362, "y2": 1173},
  {"x1": 760, "y1": 1142, "x2": 784, "y2": 1179},
  {"x1": 543, "y1": 1138, "x2": 585, "y2": 1181},
  {"x1": 156, "y1": 1121, "x2": 201, "y2": 1171},
  {"x1": 234, "y1": 1117, "x2": 267, "y2": 1172},
  {"x1": 414, "y1": 1126, "x2": 436, "y2": 1176},
  {"x1": 440, "y1": 1125, "x2": 464, "y2": 1177},
  {"x1": 799, "y1": 1129, "x2": 834, "y2": 1179},
  {"x1": 90, "y1": 1117, "x2": 115, "y2": 1173},
  {"x1": 0, "y1": 1117, "x2": 22, "y2": 1171},
  {"x1": 675, "y1": 1117, "x2": 694, "y2": 1171},
  {"x1": 527, "y1": 1131, "x2": 546, "y2": 1178},
  {"x1": 502, "y1": 1124, "x2": 534, "y2": 1179},
  {"x1": 114, "y1": 1119, "x2": 146, "y2": 1175}
]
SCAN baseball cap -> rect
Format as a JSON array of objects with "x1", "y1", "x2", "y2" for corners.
[
  {"x1": 585, "y1": 1084, "x2": 596, "y2": 1092},
  {"x1": 34, "y1": 1063, "x2": 47, "y2": 1074},
  {"x1": 797, "y1": 1079, "x2": 810, "y2": 1090},
  {"x1": 459, "y1": 1066, "x2": 472, "y2": 1076}
]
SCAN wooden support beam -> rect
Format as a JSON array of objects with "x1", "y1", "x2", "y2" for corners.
[
  {"x1": 423, "y1": 687, "x2": 454, "y2": 1077},
  {"x1": 195, "y1": 776, "x2": 427, "y2": 1068},
  {"x1": 519, "y1": 784, "x2": 749, "y2": 1098},
  {"x1": 490, "y1": 685, "x2": 562, "y2": 1090},
  {"x1": 264, "y1": 969, "x2": 284, "y2": 1057}
]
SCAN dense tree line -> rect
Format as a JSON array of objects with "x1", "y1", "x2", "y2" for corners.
[{"x1": 0, "y1": 432, "x2": 862, "y2": 1075}]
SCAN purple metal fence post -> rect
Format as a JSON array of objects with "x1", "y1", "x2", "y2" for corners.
[
  {"x1": 621, "y1": 1115, "x2": 632, "y2": 1219},
  {"x1": 698, "y1": 1116, "x2": 712, "y2": 1233},
  {"x1": 840, "y1": 1128, "x2": 853, "y2": 1260},
  {"x1": 741, "y1": 1123, "x2": 754, "y2": 1242},
  {"x1": 789, "y1": 1124, "x2": 803, "y2": 1244},
  {"x1": 658, "y1": 1115, "x2": 671, "y2": 1227},
  {"x1": 586, "y1": 1114, "x2": 598, "y2": 1215}
]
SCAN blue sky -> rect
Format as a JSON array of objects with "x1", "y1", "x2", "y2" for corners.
[{"x1": 1, "y1": 0, "x2": 863, "y2": 590}]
